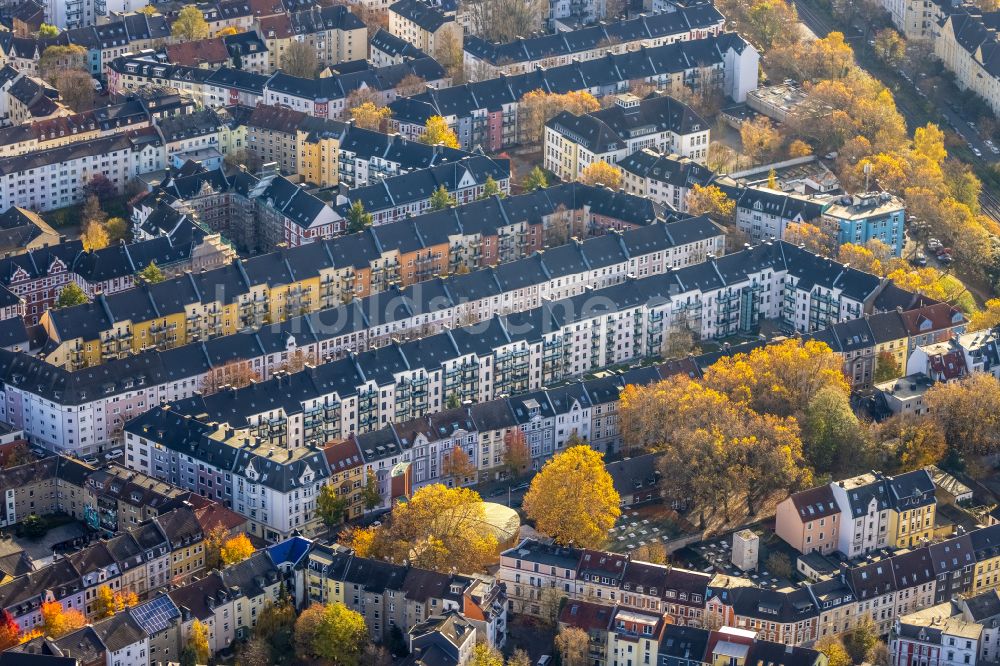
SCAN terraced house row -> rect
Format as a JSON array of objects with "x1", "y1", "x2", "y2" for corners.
[
  {"x1": 134, "y1": 176, "x2": 664, "y2": 289},
  {"x1": 461, "y1": 4, "x2": 725, "y2": 79},
  {"x1": 240, "y1": 103, "x2": 477, "y2": 188},
  {"x1": 105, "y1": 52, "x2": 449, "y2": 121},
  {"x1": 5, "y1": 539, "x2": 301, "y2": 666},
  {"x1": 0, "y1": 238, "x2": 911, "y2": 462},
  {"x1": 135, "y1": 155, "x2": 510, "y2": 252},
  {"x1": 0, "y1": 495, "x2": 224, "y2": 629},
  {"x1": 0, "y1": 215, "x2": 720, "y2": 460},
  {"x1": 122, "y1": 361, "x2": 665, "y2": 533},
  {"x1": 502, "y1": 517, "x2": 1000, "y2": 649},
  {"x1": 46, "y1": 197, "x2": 715, "y2": 370},
  {"x1": 388, "y1": 32, "x2": 759, "y2": 151}
]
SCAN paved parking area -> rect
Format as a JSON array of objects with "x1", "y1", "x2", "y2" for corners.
[{"x1": 14, "y1": 522, "x2": 89, "y2": 567}]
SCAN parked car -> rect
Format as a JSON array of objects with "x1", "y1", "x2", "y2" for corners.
[
  {"x1": 974, "y1": 147, "x2": 983, "y2": 157},
  {"x1": 106, "y1": 450, "x2": 123, "y2": 459},
  {"x1": 83, "y1": 457, "x2": 98, "y2": 465},
  {"x1": 911, "y1": 252, "x2": 928, "y2": 267}
]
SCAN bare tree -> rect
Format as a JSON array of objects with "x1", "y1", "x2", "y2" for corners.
[
  {"x1": 462, "y1": 0, "x2": 548, "y2": 42},
  {"x1": 554, "y1": 627, "x2": 589, "y2": 666},
  {"x1": 200, "y1": 360, "x2": 260, "y2": 394},
  {"x1": 396, "y1": 74, "x2": 427, "y2": 97},
  {"x1": 282, "y1": 41, "x2": 318, "y2": 78},
  {"x1": 54, "y1": 70, "x2": 95, "y2": 112}
]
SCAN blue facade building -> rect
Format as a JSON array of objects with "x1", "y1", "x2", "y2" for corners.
[{"x1": 823, "y1": 192, "x2": 906, "y2": 257}]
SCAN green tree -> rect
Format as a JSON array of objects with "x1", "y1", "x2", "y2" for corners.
[
  {"x1": 55, "y1": 283, "x2": 88, "y2": 308},
  {"x1": 523, "y1": 166, "x2": 548, "y2": 191},
  {"x1": 802, "y1": 386, "x2": 865, "y2": 474},
  {"x1": 477, "y1": 175, "x2": 504, "y2": 199},
  {"x1": 172, "y1": 5, "x2": 209, "y2": 41},
  {"x1": 361, "y1": 469, "x2": 381, "y2": 510},
  {"x1": 430, "y1": 185, "x2": 457, "y2": 210},
  {"x1": 179, "y1": 646, "x2": 197, "y2": 666},
  {"x1": 844, "y1": 616, "x2": 879, "y2": 663},
  {"x1": 346, "y1": 200, "x2": 372, "y2": 233},
  {"x1": 137, "y1": 262, "x2": 165, "y2": 284},
  {"x1": 105, "y1": 217, "x2": 128, "y2": 244},
  {"x1": 446, "y1": 393, "x2": 461, "y2": 409},
  {"x1": 317, "y1": 483, "x2": 348, "y2": 528}
]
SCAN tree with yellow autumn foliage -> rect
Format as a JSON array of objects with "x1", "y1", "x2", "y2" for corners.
[
  {"x1": 419, "y1": 116, "x2": 460, "y2": 148},
  {"x1": 93, "y1": 586, "x2": 139, "y2": 619},
  {"x1": 518, "y1": 89, "x2": 599, "y2": 143},
  {"x1": 578, "y1": 161, "x2": 622, "y2": 189},
  {"x1": 190, "y1": 619, "x2": 210, "y2": 664},
  {"x1": 220, "y1": 533, "x2": 254, "y2": 565},
  {"x1": 341, "y1": 484, "x2": 498, "y2": 573},
  {"x1": 686, "y1": 184, "x2": 735, "y2": 222},
  {"x1": 350, "y1": 102, "x2": 391, "y2": 131},
  {"x1": 522, "y1": 446, "x2": 621, "y2": 547}
]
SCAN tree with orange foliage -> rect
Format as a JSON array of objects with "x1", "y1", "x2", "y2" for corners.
[
  {"x1": 40, "y1": 601, "x2": 86, "y2": 638},
  {"x1": 502, "y1": 428, "x2": 530, "y2": 479},
  {"x1": 442, "y1": 444, "x2": 477, "y2": 484}
]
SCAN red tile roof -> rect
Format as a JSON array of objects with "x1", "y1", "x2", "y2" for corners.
[{"x1": 165, "y1": 37, "x2": 229, "y2": 67}]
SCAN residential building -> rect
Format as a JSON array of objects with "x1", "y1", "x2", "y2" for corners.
[
  {"x1": 775, "y1": 485, "x2": 841, "y2": 555},
  {"x1": 388, "y1": 0, "x2": 463, "y2": 57},
  {"x1": 619, "y1": 149, "x2": 716, "y2": 212},
  {"x1": 935, "y1": 8, "x2": 1000, "y2": 115},
  {"x1": 544, "y1": 93, "x2": 710, "y2": 183},
  {"x1": 462, "y1": 8, "x2": 725, "y2": 80},
  {"x1": 822, "y1": 192, "x2": 906, "y2": 257},
  {"x1": 388, "y1": 33, "x2": 759, "y2": 151}
]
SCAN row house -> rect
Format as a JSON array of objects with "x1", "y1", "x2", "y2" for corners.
[
  {"x1": 121, "y1": 410, "x2": 329, "y2": 542},
  {"x1": 244, "y1": 103, "x2": 478, "y2": 188},
  {"x1": 777, "y1": 469, "x2": 936, "y2": 558},
  {"x1": 133, "y1": 175, "x2": 669, "y2": 302},
  {"x1": 544, "y1": 93, "x2": 711, "y2": 184},
  {"x1": 304, "y1": 543, "x2": 507, "y2": 647},
  {"x1": 0, "y1": 505, "x2": 202, "y2": 630},
  {"x1": 0, "y1": 221, "x2": 231, "y2": 327},
  {"x1": 388, "y1": 0, "x2": 463, "y2": 61},
  {"x1": 890, "y1": 589, "x2": 1000, "y2": 666},
  {"x1": 11, "y1": 546, "x2": 286, "y2": 666},
  {"x1": 9, "y1": 239, "x2": 894, "y2": 457},
  {"x1": 45, "y1": 201, "x2": 718, "y2": 371},
  {"x1": 462, "y1": 7, "x2": 725, "y2": 80},
  {"x1": 935, "y1": 8, "x2": 1000, "y2": 116},
  {"x1": 499, "y1": 539, "x2": 711, "y2": 627},
  {"x1": 0, "y1": 92, "x2": 171, "y2": 159},
  {"x1": 388, "y1": 33, "x2": 759, "y2": 152},
  {"x1": 254, "y1": 5, "x2": 367, "y2": 73},
  {"x1": 331, "y1": 154, "x2": 511, "y2": 226},
  {"x1": 0, "y1": 127, "x2": 165, "y2": 213},
  {"x1": 619, "y1": 149, "x2": 716, "y2": 213},
  {"x1": 559, "y1": 611, "x2": 826, "y2": 666}
]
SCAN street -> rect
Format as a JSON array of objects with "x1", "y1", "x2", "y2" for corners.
[{"x1": 791, "y1": 0, "x2": 1000, "y2": 223}]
